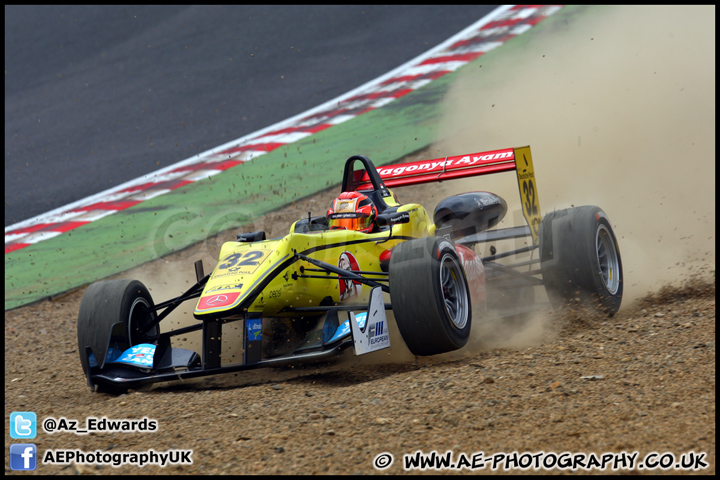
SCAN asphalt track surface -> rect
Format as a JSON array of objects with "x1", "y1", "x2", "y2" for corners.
[{"x1": 4, "y1": 5, "x2": 499, "y2": 227}]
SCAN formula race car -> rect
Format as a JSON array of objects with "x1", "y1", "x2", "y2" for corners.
[{"x1": 77, "y1": 146, "x2": 623, "y2": 393}]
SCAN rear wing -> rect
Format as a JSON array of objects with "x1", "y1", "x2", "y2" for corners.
[{"x1": 359, "y1": 146, "x2": 542, "y2": 244}]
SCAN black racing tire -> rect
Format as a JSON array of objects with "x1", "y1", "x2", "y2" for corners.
[
  {"x1": 77, "y1": 279, "x2": 158, "y2": 393},
  {"x1": 389, "y1": 236, "x2": 472, "y2": 356},
  {"x1": 539, "y1": 206, "x2": 623, "y2": 314}
]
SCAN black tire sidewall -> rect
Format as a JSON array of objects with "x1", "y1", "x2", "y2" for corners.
[
  {"x1": 122, "y1": 280, "x2": 158, "y2": 347},
  {"x1": 389, "y1": 237, "x2": 472, "y2": 355}
]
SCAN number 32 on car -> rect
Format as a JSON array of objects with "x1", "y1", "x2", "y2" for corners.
[
  {"x1": 514, "y1": 146, "x2": 542, "y2": 244},
  {"x1": 218, "y1": 250, "x2": 271, "y2": 274}
]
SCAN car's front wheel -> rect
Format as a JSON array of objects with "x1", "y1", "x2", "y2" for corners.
[{"x1": 77, "y1": 279, "x2": 158, "y2": 393}]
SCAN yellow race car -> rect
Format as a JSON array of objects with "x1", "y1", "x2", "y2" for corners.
[{"x1": 77, "y1": 147, "x2": 623, "y2": 393}]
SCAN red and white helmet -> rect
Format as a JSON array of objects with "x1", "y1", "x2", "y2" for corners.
[{"x1": 327, "y1": 191, "x2": 378, "y2": 233}]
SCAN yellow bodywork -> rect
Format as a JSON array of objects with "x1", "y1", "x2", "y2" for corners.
[{"x1": 194, "y1": 202, "x2": 433, "y2": 319}]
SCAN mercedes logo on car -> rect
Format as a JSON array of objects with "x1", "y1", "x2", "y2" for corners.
[
  {"x1": 206, "y1": 295, "x2": 228, "y2": 305},
  {"x1": 195, "y1": 291, "x2": 242, "y2": 313}
]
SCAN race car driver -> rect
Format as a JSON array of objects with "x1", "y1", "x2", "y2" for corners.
[{"x1": 327, "y1": 191, "x2": 378, "y2": 233}]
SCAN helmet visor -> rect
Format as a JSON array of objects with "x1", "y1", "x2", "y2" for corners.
[{"x1": 328, "y1": 213, "x2": 372, "y2": 231}]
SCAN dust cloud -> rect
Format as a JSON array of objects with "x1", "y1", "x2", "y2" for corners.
[
  {"x1": 432, "y1": 5, "x2": 714, "y2": 354},
  {"x1": 438, "y1": 5, "x2": 715, "y2": 304}
]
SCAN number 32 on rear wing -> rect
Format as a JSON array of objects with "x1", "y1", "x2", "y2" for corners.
[{"x1": 373, "y1": 146, "x2": 542, "y2": 244}]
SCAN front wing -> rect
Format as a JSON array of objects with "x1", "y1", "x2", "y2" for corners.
[{"x1": 87, "y1": 285, "x2": 390, "y2": 392}]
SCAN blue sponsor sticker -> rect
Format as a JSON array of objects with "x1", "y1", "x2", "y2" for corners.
[
  {"x1": 108, "y1": 344, "x2": 156, "y2": 368},
  {"x1": 247, "y1": 318, "x2": 262, "y2": 341},
  {"x1": 328, "y1": 312, "x2": 367, "y2": 344},
  {"x1": 88, "y1": 346, "x2": 125, "y2": 368}
]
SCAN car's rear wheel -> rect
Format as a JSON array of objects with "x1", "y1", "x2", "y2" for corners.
[
  {"x1": 389, "y1": 237, "x2": 472, "y2": 356},
  {"x1": 540, "y1": 206, "x2": 623, "y2": 314},
  {"x1": 77, "y1": 279, "x2": 158, "y2": 393}
]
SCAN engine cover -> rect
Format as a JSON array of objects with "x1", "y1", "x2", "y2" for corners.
[{"x1": 433, "y1": 192, "x2": 507, "y2": 238}]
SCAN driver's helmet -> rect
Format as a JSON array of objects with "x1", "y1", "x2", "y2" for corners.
[{"x1": 327, "y1": 191, "x2": 378, "y2": 233}]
